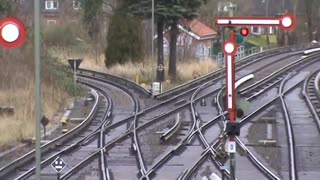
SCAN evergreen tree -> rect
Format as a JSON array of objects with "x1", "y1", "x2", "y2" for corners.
[
  {"x1": 166, "y1": 0, "x2": 206, "y2": 80},
  {"x1": 105, "y1": 2, "x2": 144, "y2": 67},
  {"x1": 81, "y1": 0, "x2": 144, "y2": 67},
  {"x1": 0, "y1": 0, "x2": 11, "y2": 18}
]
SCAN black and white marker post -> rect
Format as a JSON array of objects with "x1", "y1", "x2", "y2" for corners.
[{"x1": 51, "y1": 157, "x2": 66, "y2": 180}]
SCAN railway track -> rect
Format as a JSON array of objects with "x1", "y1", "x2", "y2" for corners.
[
  {"x1": 199, "y1": 51, "x2": 320, "y2": 179},
  {"x1": 2, "y1": 44, "x2": 320, "y2": 179},
  {"x1": 0, "y1": 76, "x2": 139, "y2": 179},
  {"x1": 278, "y1": 71, "x2": 320, "y2": 179},
  {"x1": 15, "y1": 88, "x2": 113, "y2": 180},
  {"x1": 71, "y1": 47, "x2": 320, "y2": 179},
  {"x1": 303, "y1": 70, "x2": 320, "y2": 132},
  {"x1": 233, "y1": 56, "x2": 320, "y2": 179},
  {"x1": 0, "y1": 88, "x2": 101, "y2": 179}
]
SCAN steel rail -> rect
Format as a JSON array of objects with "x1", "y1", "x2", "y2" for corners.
[
  {"x1": 314, "y1": 72, "x2": 320, "y2": 100},
  {"x1": 160, "y1": 113, "x2": 181, "y2": 141},
  {"x1": 181, "y1": 139, "x2": 231, "y2": 180},
  {"x1": 235, "y1": 137, "x2": 281, "y2": 180},
  {"x1": 154, "y1": 43, "x2": 315, "y2": 99},
  {"x1": 190, "y1": 71, "x2": 307, "y2": 180},
  {"x1": 302, "y1": 70, "x2": 320, "y2": 133},
  {"x1": 65, "y1": 47, "x2": 316, "y2": 179},
  {"x1": 183, "y1": 75, "x2": 259, "y2": 179},
  {"x1": 78, "y1": 68, "x2": 151, "y2": 96},
  {"x1": 60, "y1": 131, "x2": 132, "y2": 180},
  {"x1": 239, "y1": 52, "x2": 320, "y2": 95},
  {"x1": 98, "y1": 89, "x2": 113, "y2": 180},
  {"x1": 278, "y1": 73, "x2": 297, "y2": 180},
  {"x1": 78, "y1": 76, "x2": 144, "y2": 179},
  {"x1": 143, "y1": 79, "x2": 225, "y2": 179}
]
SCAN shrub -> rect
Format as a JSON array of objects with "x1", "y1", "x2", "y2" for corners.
[{"x1": 42, "y1": 25, "x2": 82, "y2": 47}]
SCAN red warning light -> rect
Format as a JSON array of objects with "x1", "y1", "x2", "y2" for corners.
[
  {"x1": 0, "y1": 17, "x2": 26, "y2": 49},
  {"x1": 240, "y1": 27, "x2": 249, "y2": 37}
]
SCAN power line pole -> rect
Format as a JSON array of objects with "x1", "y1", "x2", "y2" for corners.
[
  {"x1": 34, "y1": 0, "x2": 42, "y2": 179},
  {"x1": 151, "y1": 0, "x2": 155, "y2": 88}
]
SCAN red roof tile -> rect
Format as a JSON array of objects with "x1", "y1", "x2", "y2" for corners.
[{"x1": 181, "y1": 19, "x2": 217, "y2": 38}]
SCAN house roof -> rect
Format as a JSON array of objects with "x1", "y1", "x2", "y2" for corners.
[
  {"x1": 180, "y1": 19, "x2": 217, "y2": 39},
  {"x1": 153, "y1": 19, "x2": 217, "y2": 41}
]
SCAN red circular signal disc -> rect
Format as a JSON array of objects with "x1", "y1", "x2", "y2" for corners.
[
  {"x1": 240, "y1": 27, "x2": 249, "y2": 36},
  {"x1": 222, "y1": 40, "x2": 238, "y2": 55},
  {"x1": 0, "y1": 17, "x2": 26, "y2": 49},
  {"x1": 279, "y1": 13, "x2": 296, "y2": 31}
]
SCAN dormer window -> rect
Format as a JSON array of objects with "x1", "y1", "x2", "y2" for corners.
[
  {"x1": 73, "y1": 0, "x2": 81, "y2": 10},
  {"x1": 45, "y1": 0, "x2": 59, "y2": 10}
]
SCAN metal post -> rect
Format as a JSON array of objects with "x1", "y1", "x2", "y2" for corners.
[
  {"x1": 43, "y1": 126, "x2": 46, "y2": 140},
  {"x1": 222, "y1": 170, "x2": 225, "y2": 180},
  {"x1": 223, "y1": 31, "x2": 237, "y2": 180},
  {"x1": 57, "y1": 172, "x2": 60, "y2": 180},
  {"x1": 151, "y1": 0, "x2": 155, "y2": 86},
  {"x1": 229, "y1": 31, "x2": 236, "y2": 180},
  {"x1": 221, "y1": 164, "x2": 225, "y2": 180},
  {"x1": 227, "y1": 4, "x2": 236, "y2": 180},
  {"x1": 34, "y1": 0, "x2": 42, "y2": 179},
  {"x1": 221, "y1": 27, "x2": 225, "y2": 88},
  {"x1": 74, "y1": 61, "x2": 76, "y2": 100}
]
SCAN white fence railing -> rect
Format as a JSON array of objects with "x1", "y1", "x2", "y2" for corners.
[{"x1": 210, "y1": 45, "x2": 261, "y2": 62}]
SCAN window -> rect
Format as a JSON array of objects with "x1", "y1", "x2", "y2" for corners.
[
  {"x1": 73, "y1": 0, "x2": 81, "y2": 10},
  {"x1": 251, "y1": 27, "x2": 260, "y2": 34},
  {"x1": 45, "y1": 1, "x2": 59, "y2": 10},
  {"x1": 47, "y1": 19, "x2": 57, "y2": 25}
]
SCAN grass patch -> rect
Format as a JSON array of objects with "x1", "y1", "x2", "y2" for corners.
[
  {"x1": 51, "y1": 47, "x2": 220, "y2": 89},
  {"x1": 0, "y1": 45, "x2": 81, "y2": 146},
  {"x1": 247, "y1": 35, "x2": 277, "y2": 47},
  {"x1": 0, "y1": 86, "x2": 70, "y2": 146}
]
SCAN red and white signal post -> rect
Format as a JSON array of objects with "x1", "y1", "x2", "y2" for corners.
[
  {"x1": 215, "y1": 13, "x2": 295, "y2": 180},
  {"x1": 222, "y1": 32, "x2": 237, "y2": 123}
]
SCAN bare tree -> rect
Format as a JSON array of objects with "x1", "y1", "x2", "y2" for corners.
[
  {"x1": 264, "y1": 0, "x2": 270, "y2": 45},
  {"x1": 305, "y1": 0, "x2": 314, "y2": 41}
]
